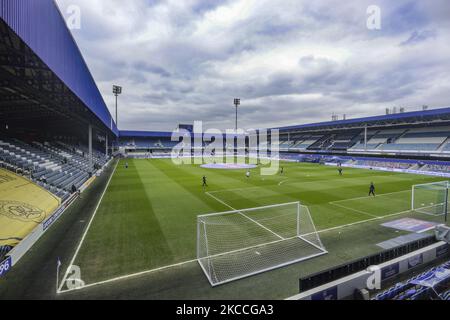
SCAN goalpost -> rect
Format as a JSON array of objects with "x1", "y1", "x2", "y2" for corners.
[
  {"x1": 197, "y1": 202, "x2": 327, "y2": 286},
  {"x1": 411, "y1": 181, "x2": 449, "y2": 217}
]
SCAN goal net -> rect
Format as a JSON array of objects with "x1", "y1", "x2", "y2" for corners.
[
  {"x1": 197, "y1": 202, "x2": 327, "y2": 286},
  {"x1": 412, "y1": 181, "x2": 449, "y2": 216}
]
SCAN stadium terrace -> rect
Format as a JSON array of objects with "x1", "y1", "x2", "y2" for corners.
[{"x1": 0, "y1": 0, "x2": 449, "y2": 305}]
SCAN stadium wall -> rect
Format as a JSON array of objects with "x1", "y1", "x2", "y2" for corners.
[{"x1": 287, "y1": 242, "x2": 449, "y2": 300}]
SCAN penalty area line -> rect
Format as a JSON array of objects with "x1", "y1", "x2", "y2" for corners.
[
  {"x1": 59, "y1": 203, "x2": 421, "y2": 294},
  {"x1": 329, "y1": 202, "x2": 378, "y2": 218},
  {"x1": 330, "y1": 189, "x2": 411, "y2": 205},
  {"x1": 207, "y1": 186, "x2": 262, "y2": 195},
  {"x1": 311, "y1": 208, "x2": 414, "y2": 236}
]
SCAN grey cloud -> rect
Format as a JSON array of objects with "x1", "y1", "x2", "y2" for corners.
[
  {"x1": 400, "y1": 30, "x2": 437, "y2": 46},
  {"x1": 56, "y1": 0, "x2": 450, "y2": 131},
  {"x1": 132, "y1": 62, "x2": 172, "y2": 78}
]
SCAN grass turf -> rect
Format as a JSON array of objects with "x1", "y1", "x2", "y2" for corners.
[{"x1": 67, "y1": 158, "x2": 448, "y2": 298}]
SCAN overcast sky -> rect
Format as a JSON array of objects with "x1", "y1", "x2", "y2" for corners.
[{"x1": 56, "y1": 0, "x2": 450, "y2": 132}]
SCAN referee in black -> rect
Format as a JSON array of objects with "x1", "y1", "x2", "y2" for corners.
[{"x1": 369, "y1": 182, "x2": 376, "y2": 197}]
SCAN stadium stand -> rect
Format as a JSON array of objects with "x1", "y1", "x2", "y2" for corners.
[
  {"x1": 336, "y1": 127, "x2": 448, "y2": 153},
  {"x1": 422, "y1": 164, "x2": 450, "y2": 173},
  {"x1": 0, "y1": 138, "x2": 109, "y2": 201},
  {"x1": 353, "y1": 159, "x2": 413, "y2": 170},
  {"x1": 0, "y1": 0, "x2": 116, "y2": 271},
  {"x1": 354, "y1": 127, "x2": 450, "y2": 154},
  {"x1": 275, "y1": 126, "x2": 450, "y2": 154},
  {"x1": 118, "y1": 131, "x2": 180, "y2": 154},
  {"x1": 119, "y1": 137, "x2": 179, "y2": 149},
  {"x1": 279, "y1": 140, "x2": 295, "y2": 150},
  {"x1": 350, "y1": 129, "x2": 397, "y2": 151},
  {"x1": 278, "y1": 110, "x2": 450, "y2": 157},
  {"x1": 297, "y1": 130, "x2": 363, "y2": 151},
  {"x1": 327, "y1": 131, "x2": 362, "y2": 151},
  {"x1": 119, "y1": 131, "x2": 252, "y2": 156},
  {"x1": 373, "y1": 260, "x2": 450, "y2": 300},
  {"x1": 291, "y1": 135, "x2": 324, "y2": 150}
]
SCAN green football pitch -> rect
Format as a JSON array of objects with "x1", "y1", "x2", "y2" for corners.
[{"x1": 59, "y1": 158, "x2": 448, "y2": 299}]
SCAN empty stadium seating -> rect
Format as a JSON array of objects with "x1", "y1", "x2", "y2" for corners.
[
  {"x1": 324, "y1": 131, "x2": 363, "y2": 151},
  {"x1": 373, "y1": 261, "x2": 450, "y2": 300},
  {"x1": 117, "y1": 125, "x2": 450, "y2": 157},
  {"x1": 0, "y1": 138, "x2": 109, "y2": 202},
  {"x1": 421, "y1": 164, "x2": 450, "y2": 173},
  {"x1": 350, "y1": 129, "x2": 406, "y2": 151},
  {"x1": 290, "y1": 135, "x2": 323, "y2": 150},
  {"x1": 442, "y1": 143, "x2": 450, "y2": 153},
  {"x1": 277, "y1": 127, "x2": 450, "y2": 154},
  {"x1": 120, "y1": 137, "x2": 179, "y2": 149},
  {"x1": 350, "y1": 127, "x2": 450, "y2": 154},
  {"x1": 279, "y1": 141, "x2": 294, "y2": 150}
]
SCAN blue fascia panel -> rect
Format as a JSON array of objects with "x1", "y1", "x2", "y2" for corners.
[{"x1": 0, "y1": 0, "x2": 118, "y2": 136}]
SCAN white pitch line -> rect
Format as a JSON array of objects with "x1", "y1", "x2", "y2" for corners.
[
  {"x1": 330, "y1": 189, "x2": 411, "y2": 205},
  {"x1": 56, "y1": 175, "x2": 434, "y2": 294},
  {"x1": 58, "y1": 258, "x2": 198, "y2": 294},
  {"x1": 59, "y1": 205, "x2": 423, "y2": 294},
  {"x1": 208, "y1": 179, "x2": 290, "y2": 194},
  {"x1": 57, "y1": 160, "x2": 119, "y2": 294},
  {"x1": 311, "y1": 208, "x2": 414, "y2": 236},
  {"x1": 417, "y1": 226, "x2": 440, "y2": 234},
  {"x1": 207, "y1": 186, "x2": 261, "y2": 195},
  {"x1": 205, "y1": 191, "x2": 285, "y2": 240},
  {"x1": 330, "y1": 202, "x2": 378, "y2": 218}
]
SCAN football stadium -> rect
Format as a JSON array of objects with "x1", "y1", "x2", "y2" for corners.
[{"x1": 1, "y1": 0, "x2": 450, "y2": 305}]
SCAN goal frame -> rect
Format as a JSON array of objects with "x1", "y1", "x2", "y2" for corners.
[
  {"x1": 411, "y1": 181, "x2": 449, "y2": 217},
  {"x1": 197, "y1": 201, "x2": 327, "y2": 286}
]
